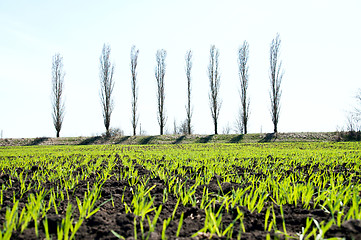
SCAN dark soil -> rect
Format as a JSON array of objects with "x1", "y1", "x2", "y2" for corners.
[{"x1": 1, "y1": 162, "x2": 360, "y2": 239}]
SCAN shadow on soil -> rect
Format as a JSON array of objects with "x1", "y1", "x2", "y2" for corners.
[
  {"x1": 78, "y1": 136, "x2": 102, "y2": 145},
  {"x1": 138, "y1": 136, "x2": 155, "y2": 145},
  {"x1": 337, "y1": 131, "x2": 361, "y2": 142},
  {"x1": 197, "y1": 135, "x2": 214, "y2": 143},
  {"x1": 26, "y1": 137, "x2": 49, "y2": 146},
  {"x1": 229, "y1": 134, "x2": 244, "y2": 143},
  {"x1": 259, "y1": 133, "x2": 277, "y2": 142},
  {"x1": 115, "y1": 136, "x2": 130, "y2": 144},
  {"x1": 173, "y1": 135, "x2": 186, "y2": 144}
]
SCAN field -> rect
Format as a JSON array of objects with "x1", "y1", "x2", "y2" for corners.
[{"x1": 0, "y1": 142, "x2": 361, "y2": 239}]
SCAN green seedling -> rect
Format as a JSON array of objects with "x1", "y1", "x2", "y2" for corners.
[
  {"x1": 43, "y1": 216, "x2": 50, "y2": 240},
  {"x1": 1, "y1": 200, "x2": 19, "y2": 240},
  {"x1": 133, "y1": 217, "x2": 137, "y2": 240},
  {"x1": 111, "y1": 230, "x2": 125, "y2": 239},
  {"x1": 76, "y1": 182, "x2": 103, "y2": 219},
  {"x1": 176, "y1": 212, "x2": 184, "y2": 237},
  {"x1": 148, "y1": 205, "x2": 162, "y2": 235},
  {"x1": 161, "y1": 217, "x2": 171, "y2": 240},
  {"x1": 1, "y1": 142, "x2": 361, "y2": 239}
]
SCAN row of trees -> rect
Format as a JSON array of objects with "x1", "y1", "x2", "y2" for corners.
[{"x1": 51, "y1": 34, "x2": 284, "y2": 138}]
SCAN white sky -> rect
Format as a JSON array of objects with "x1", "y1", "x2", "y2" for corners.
[{"x1": 0, "y1": 0, "x2": 360, "y2": 138}]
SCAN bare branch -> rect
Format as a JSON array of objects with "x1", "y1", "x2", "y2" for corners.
[
  {"x1": 130, "y1": 46, "x2": 139, "y2": 136},
  {"x1": 208, "y1": 45, "x2": 221, "y2": 135},
  {"x1": 51, "y1": 53, "x2": 65, "y2": 138},
  {"x1": 155, "y1": 49, "x2": 167, "y2": 135},
  {"x1": 99, "y1": 44, "x2": 115, "y2": 137},
  {"x1": 355, "y1": 89, "x2": 361, "y2": 117},
  {"x1": 269, "y1": 33, "x2": 284, "y2": 133}
]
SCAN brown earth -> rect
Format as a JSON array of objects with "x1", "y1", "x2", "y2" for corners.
[{"x1": 1, "y1": 160, "x2": 360, "y2": 239}]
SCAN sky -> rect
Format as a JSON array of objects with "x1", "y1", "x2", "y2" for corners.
[{"x1": 0, "y1": 0, "x2": 360, "y2": 138}]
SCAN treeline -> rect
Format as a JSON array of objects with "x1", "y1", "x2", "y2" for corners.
[{"x1": 51, "y1": 33, "x2": 284, "y2": 137}]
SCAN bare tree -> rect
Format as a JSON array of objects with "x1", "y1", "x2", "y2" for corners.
[
  {"x1": 139, "y1": 123, "x2": 145, "y2": 136},
  {"x1": 269, "y1": 34, "x2": 284, "y2": 133},
  {"x1": 235, "y1": 110, "x2": 244, "y2": 133},
  {"x1": 155, "y1": 49, "x2": 167, "y2": 135},
  {"x1": 185, "y1": 50, "x2": 193, "y2": 135},
  {"x1": 51, "y1": 53, "x2": 65, "y2": 138},
  {"x1": 346, "y1": 89, "x2": 361, "y2": 132},
  {"x1": 173, "y1": 119, "x2": 178, "y2": 135},
  {"x1": 130, "y1": 46, "x2": 139, "y2": 136},
  {"x1": 346, "y1": 114, "x2": 359, "y2": 132},
  {"x1": 355, "y1": 90, "x2": 361, "y2": 118},
  {"x1": 222, "y1": 122, "x2": 231, "y2": 134},
  {"x1": 99, "y1": 44, "x2": 115, "y2": 137},
  {"x1": 178, "y1": 120, "x2": 188, "y2": 135},
  {"x1": 208, "y1": 45, "x2": 221, "y2": 135},
  {"x1": 238, "y1": 41, "x2": 250, "y2": 134}
]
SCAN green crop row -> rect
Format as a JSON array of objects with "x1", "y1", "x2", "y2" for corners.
[{"x1": 0, "y1": 142, "x2": 360, "y2": 239}]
